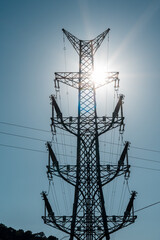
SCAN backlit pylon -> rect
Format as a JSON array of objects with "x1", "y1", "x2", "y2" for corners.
[{"x1": 42, "y1": 28, "x2": 137, "y2": 240}]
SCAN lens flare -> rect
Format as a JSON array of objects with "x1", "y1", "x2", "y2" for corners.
[{"x1": 92, "y1": 66, "x2": 106, "y2": 85}]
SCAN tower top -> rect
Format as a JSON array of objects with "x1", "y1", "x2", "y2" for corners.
[
  {"x1": 62, "y1": 28, "x2": 110, "y2": 41},
  {"x1": 62, "y1": 28, "x2": 110, "y2": 55}
]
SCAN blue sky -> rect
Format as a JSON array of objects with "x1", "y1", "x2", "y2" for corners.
[{"x1": 1, "y1": 0, "x2": 160, "y2": 239}]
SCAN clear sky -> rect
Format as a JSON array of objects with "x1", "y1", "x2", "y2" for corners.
[{"x1": 1, "y1": 0, "x2": 160, "y2": 239}]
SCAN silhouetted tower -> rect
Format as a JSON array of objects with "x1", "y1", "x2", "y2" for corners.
[{"x1": 42, "y1": 28, "x2": 137, "y2": 240}]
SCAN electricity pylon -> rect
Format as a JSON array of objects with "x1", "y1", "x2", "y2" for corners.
[{"x1": 42, "y1": 28, "x2": 137, "y2": 240}]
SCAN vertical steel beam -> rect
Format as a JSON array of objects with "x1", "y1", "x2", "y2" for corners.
[{"x1": 63, "y1": 29, "x2": 110, "y2": 240}]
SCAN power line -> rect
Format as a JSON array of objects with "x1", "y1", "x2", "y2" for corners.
[
  {"x1": 100, "y1": 139, "x2": 160, "y2": 154},
  {"x1": 0, "y1": 130, "x2": 76, "y2": 148},
  {"x1": 0, "y1": 130, "x2": 160, "y2": 165},
  {"x1": 0, "y1": 131, "x2": 47, "y2": 142},
  {"x1": 0, "y1": 143, "x2": 75, "y2": 158},
  {"x1": 0, "y1": 121, "x2": 50, "y2": 133},
  {"x1": 1, "y1": 121, "x2": 160, "y2": 154},
  {"x1": 135, "y1": 201, "x2": 160, "y2": 213},
  {"x1": 131, "y1": 165, "x2": 160, "y2": 172},
  {"x1": 1, "y1": 143, "x2": 160, "y2": 172},
  {"x1": 129, "y1": 155, "x2": 160, "y2": 164},
  {"x1": 0, "y1": 143, "x2": 47, "y2": 153},
  {"x1": 132, "y1": 145, "x2": 160, "y2": 153}
]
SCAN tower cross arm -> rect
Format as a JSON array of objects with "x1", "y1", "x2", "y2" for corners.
[
  {"x1": 54, "y1": 71, "x2": 119, "y2": 90},
  {"x1": 41, "y1": 191, "x2": 54, "y2": 218},
  {"x1": 41, "y1": 192, "x2": 74, "y2": 237},
  {"x1": 54, "y1": 72, "x2": 80, "y2": 89},
  {"x1": 97, "y1": 95, "x2": 124, "y2": 136},
  {"x1": 92, "y1": 28, "x2": 110, "y2": 54},
  {"x1": 95, "y1": 72, "x2": 119, "y2": 90},
  {"x1": 106, "y1": 191, "x2": 137, "y2": 235},
  {"x1": 123, "y1": 191, "x2": 137, "y2": 221},
  {"x1": 62, "y1": 28, "x2": 110, "y2": 55},
  {"x1": 112, "y1": 94, "x2": 124, "y2": 121},
  {"x1": 46, "y1": 142, "x2": 76, "y2": 186},
  {"x1": 50, "y1": 95, "x2": 78, "y2": 136},
  {"x1": 62, "y1": 28, "x2": 80, "y2": 54},
  {"x1": 100, "y1": 141, "x2": 130, "y2": 186}
]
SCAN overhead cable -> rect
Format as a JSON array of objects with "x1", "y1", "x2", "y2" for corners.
[
  {"x1": 1, "y1": 121, "x2": 160, "y2": 154},
  {"x1": 135, "y1": 201, "x2": 160, "y2": 213}
]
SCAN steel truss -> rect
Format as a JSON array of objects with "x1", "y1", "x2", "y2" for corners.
[{"x1": 42, "y1": 28, "x2": 137, "y2": 240}]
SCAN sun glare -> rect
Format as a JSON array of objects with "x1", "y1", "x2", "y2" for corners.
[{"x1": 92, "y1": 66, "x2": 106, "y2": 85}]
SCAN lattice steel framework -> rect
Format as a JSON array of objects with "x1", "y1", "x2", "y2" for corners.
[{"x1": 42, "y1": 28, "x2": 137, "y2": 240}]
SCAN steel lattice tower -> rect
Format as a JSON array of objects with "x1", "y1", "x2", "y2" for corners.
[{"x1": 42, "y1": 28, "x2": 137, "y2": 240}]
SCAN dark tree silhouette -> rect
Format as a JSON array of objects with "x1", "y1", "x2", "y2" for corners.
[{"x1": 0, "y1": 224, "x2": 58, "y2": 240}]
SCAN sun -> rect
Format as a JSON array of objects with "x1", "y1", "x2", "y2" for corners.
[{"x1": 91, "y1": 66, "x2": 106, "y2": 85}]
